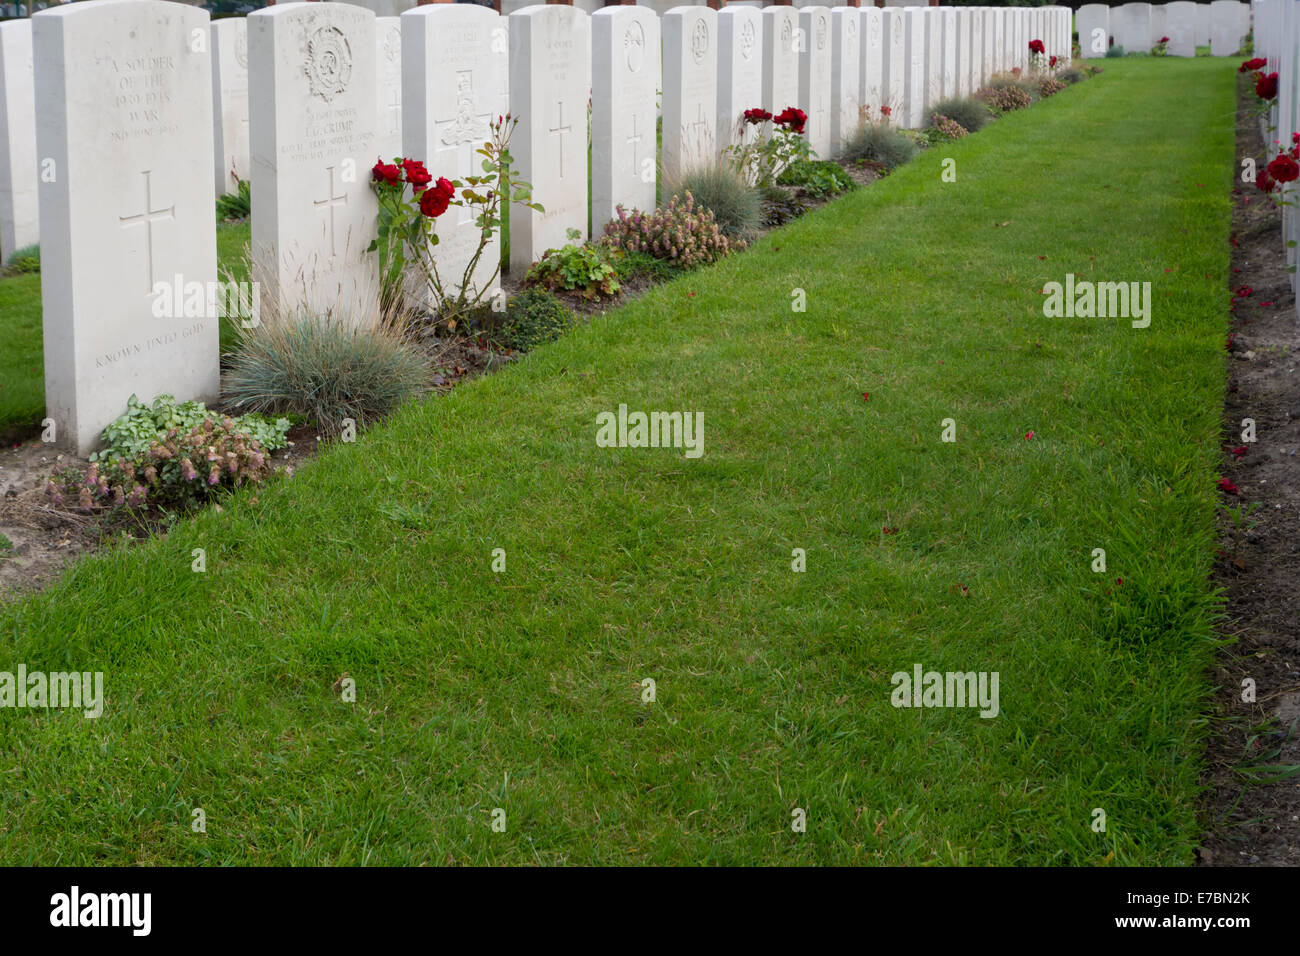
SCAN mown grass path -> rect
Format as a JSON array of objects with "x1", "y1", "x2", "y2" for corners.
[{"x1": 0, "y1": 59, "x2": 1235, "y2": 864}]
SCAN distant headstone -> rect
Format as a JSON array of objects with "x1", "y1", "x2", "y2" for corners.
[
  {"x1": 374, "y1": 16, "x2": 402, "y2": 163},
  {"x1": 718, "y1": 6, "x2": 763, "y2": 151},
  {"x1": 797, "y1": 7, "x2": 832, "y2": 157},
  {"x1": 592, "y1": 5, "x2": 658, "y2": 227},
  {"x1": 901, "y1": 7, "x2": 925, "y2": 129},
  {"x1": 1209, "y1": 0, "x2": 1248, "y2": 56},
  {"x1": 338, "y1": 0, "x2": 415, "y2": 16},
  {"x1": 1149, "y1": 3, "x2": 1167, "y2": 48},
  {"x1": 663, "y1": 7, "x2": 719, "y2": 183},
  {"x1": 938, "y1": 7, "x2": 957, "y2": 101},
  {"x1": 1115, "y1": 3, "x2": 1153, "y2": 54},
  {"x1": 507, "y1": 4, "x2": 590, "y2": 272},
  {"x1": 959, "y1": 8, "x2": 977, "y2": 97},
  {"x1": 211, "y1": 19, "x2": 249, "y2": 199},
  {"x1": 828, "y1": 8, "x2": 859, "y2": 158},
  {"x1": 981, "y1": 7, "x2": 996, "y2": 82},
  {"x1": 0, "y1": 20, "x2": 37, "y2": 261},
  {"x1": 402, "y1": 4, "x2": 507, "y2": 300},
  {"x1": 35, "y1": 0, "x2": 219, "y2": 455},
  {"x1": 762, "y1": 6, "x2": 799, "y2": 115},
  {"x1": 859, "y1": 7, "x2": 884, "y2": 119},
  {"x1": 1078, "y1": 4, "x2": 1110, "y2": 59},
  {"x1": 880, "y1": 6, "x2": 906, "y2": 118},
  {"x1": 1165, "y1": 2, "x2": 1198, "y2": 56},
  {"x1": 921, "y1": 8, "x2": 941, "y2": 115}
]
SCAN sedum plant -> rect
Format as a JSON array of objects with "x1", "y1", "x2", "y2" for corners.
[{"x1": 602, "y1": 193, "x2": 730, "y2": 270}]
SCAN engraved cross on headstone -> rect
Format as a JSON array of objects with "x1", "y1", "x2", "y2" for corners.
[
  {"x1": 119, "y1": 170, "x2": 175, "y2": 295},
  {"x1": 686, "y1": 102, "x2": 713, "y2": 159},
  {"x1": 550, "y1": 100, "x2": 572, "y2": 179},
  {"x1": 626, "y1": 113, "x2": 644, "y2": 175},
  {"x1": 314, "y1": 165, "x2": 348, "y2": 258}
]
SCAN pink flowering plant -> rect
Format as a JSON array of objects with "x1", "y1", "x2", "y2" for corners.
[
  {"x1": 602, "y1": 193, "x2": 730, "y2": 269},
  {"x1": 45, "y1": 394, "x2": 288, "y2": 512}
]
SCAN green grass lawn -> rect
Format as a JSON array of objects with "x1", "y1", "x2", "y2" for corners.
[
  {"x1": 0, "y1": 271, "x2": 42, "y2": 435},
  {"x1": 0, "y1": 58, "x2": 1235, "y2": 864}
]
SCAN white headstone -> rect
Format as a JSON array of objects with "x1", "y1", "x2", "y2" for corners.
[
  {"x1": 1149, "y1": 3, "x2": 1168, "y2": 47},
  {"x1": 797, "y1": 7, "x2": 832, "y2": 157},
  {"x1": 35, "y1": 0, "x2": 219, "y2": 455},
  {"x1": 901, "y1": 7, "x2": 925, "y2": 129},
  {"x1": 593, "y1": 6, "x2": 658, "y2": 228},
  {"x1": 999, "y1": 7, "x2": 1011, "y2": 72},
  {"x1": 249, "y1": 2, "x2": 378, "y2": 319},
  {"x1": 827, "y1": 8, "x2": 859, "y2": 158},
  {"x1": 211, "y1": 19, "x2": 249, "y2": 199},
  {"x1": 718, "y1": 6, "x2": 763, "y2": 151},
  {"x1": 340, "y1": 0, "x2": 415, "y2": 16},
  {"x1": 374, "y1": 16, "x2": 402, "y2": 163},
  {"x1": 920, "y1": 8, "x2": 940, "y2": 116},
  {"x1": 981, "y1": 7, "x2": 996, "y2": 83},
  {"x1": 664, "y1": 7, "x2": 719, "y2": 182},
  {"x1": 938, "y1": 8, "x2": 956, "y2": 102},
  {"x1": 402, "y1": 5, "x2": 508, "y2": 301},
  {"x1": 960, "y1": 8, "x2": 977, "y2": 96},
  {"x1": 508, "y1": 4, "x2": 590, "y2": 273},
  {"x1": 1195, "y1": 3, "x2": 1211, "y2": 47},
  {"x1": 0, "y1": 20, "x2": 37, "y2": 261},
  {"x1": 762, "y1": 6, "x2": 799, "y2": 115},
  {"x1": 880, "y1": 7, "x2": 906, "y2": 118},
  {"x1": 1210, "y1": 1, "x2": 1248, "y2": 56},
  {"x1": 1078, "y1": 4, "x2": 1110, "y2": 59},
  {"x1": 859, "y1": 7, "x2": 884, "y2": 120},
  {"x1": 1164, "y1": 1, "x2": 1198, "y2": 55},
  {"x1": 1115, "y1": 3, "x2": 1153, "y2": 53}
]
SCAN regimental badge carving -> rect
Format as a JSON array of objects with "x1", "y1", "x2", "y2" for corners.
[
  {"x1": 382, "y1": 25, "x2": 400, "y2": 64},
  {"x1": 740, "y1": 20, "x2": 756, "y2": 61},
  {"x1": 625, "y1": 20, "x2": 645, "y2": 73},
  {"x1": 870, "y1": 16, "x2": 881, "y2": 46},
  {"x1": 234, "y1": 29, "x2": 248, "y2": 69},
  {"x1": 847, "y1": 17, "x2": 858, "y2": 42},
  {"x1": 304, "y1": 25, "x2": 352, "y2": 103},
  {"x1": 439, "y1": 72, "x2": 490, "y2": 150},
  {"x1": 781, "y1": 15, "x2": 793, "y2": 52},
  {"x1": 816, "y1": 15, "x2": 827, "y2": 51},
  {"x1": 691, "y1": 18, "x2": 709, "y2": 64}
]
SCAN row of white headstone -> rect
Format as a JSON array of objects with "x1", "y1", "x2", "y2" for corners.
[
  {"x1": 1252, "y1": 0, "x2": 1297, "y2": 295},
  {"x1": 1076, "y1": 1, "x2": 1251, "y2": 57},
  {"x1": 11, "y1": 0, "x2": 1070, "y2": 456}
]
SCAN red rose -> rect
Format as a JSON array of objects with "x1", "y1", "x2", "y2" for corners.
[
  {"x1": 1255, "y1": 71, "x2": 1279, "y2": 100},
  {"x1": 1049, "y1": 55, "x2": 1058, "y2": 67},
  {"x1": 880, "y1": 105, "x2": 892, "y2": 116},
  {"x1": 743, "y1": 107, "x2": 772, "y2": 124},
  {"x1": 372, "y1": 159, "x2": 401, "y2": 187},
  {"x1": 773, "y1": 107, "x2": 807, "y2": 133},
  {"x1": 418, "y1": 176, "x2": 455, "y2": 218},
  {"x1": 1267, "y1": 152, "x2": 1299, "y2": 183},
  {"x1": 1218, "y1": 477, "x2": 1241, "y2": 495},
  {"x1": 401, "y1": 158, "x2": 433, "y2": 191},
  {"x1": 1159, "y1": 36, "x2": 1169, "y2": 44},
  {"x1": 1239, "y1": 57, "x2": 1267, "y2": 73},
  {"x1": 1028, "y1": 39, "x2": 1045, "y2": 55},
  {"x1": 1256, "y1": 168, "x2": 1276, "y2": 193}
]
